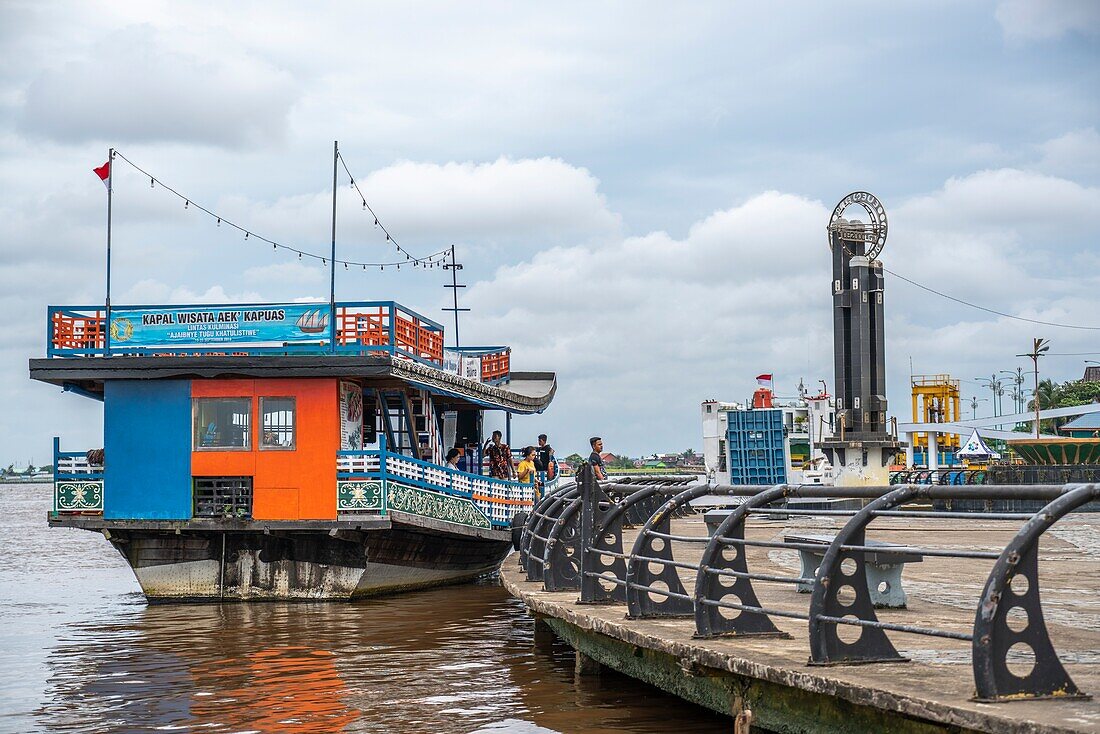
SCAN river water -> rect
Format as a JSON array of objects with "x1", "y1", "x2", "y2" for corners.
[{"x1": 0, "y1": 485, "x2": 729, "y2": 733}]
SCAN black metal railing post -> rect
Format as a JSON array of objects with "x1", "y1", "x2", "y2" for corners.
[
  {"x1": 972, "y1": 483, "x2": 1098, "y2": 701},
  {"x1": 577, "y1": 463, "x2": 605, "y2": 603}
]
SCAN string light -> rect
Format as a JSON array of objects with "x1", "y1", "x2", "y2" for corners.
[
  {"x1": 336, "y1": 149, "x2": 446, "y2": 267},
  {"x1": 110, "y1": 150, "x2": 450, "y2": 270}
]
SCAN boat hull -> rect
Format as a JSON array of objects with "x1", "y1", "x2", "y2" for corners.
[{"x1": 100, "y1": 524, "x2": 513, "y2": 601}]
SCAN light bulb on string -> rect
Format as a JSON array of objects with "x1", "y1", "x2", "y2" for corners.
[
  {"x1": 245, "y1": 232, "x2": 249, "y2": 239},
  {"x1": 298, "y1": 253, "x2": 302, "y2": 260},
  {"x1": 185, "y1": 200, "x2": 189, "y2": 209},
  {"x1": 150, "y1": 177, "x2": 155, "y2": 188},
  {"x1": 344, "y1": 262, "x2": 347, "y2": 269},
  {"x1": 217, "y1": 217, "x2": 221, "y2": 227}
]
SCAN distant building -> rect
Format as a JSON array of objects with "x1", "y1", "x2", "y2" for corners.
[
  {"x1": 1060, "y1": 413, "x2": 1100, "y2": 439},
  {"x1": 1085, "y1": 366, "x2": 1100, "y2": 382}
]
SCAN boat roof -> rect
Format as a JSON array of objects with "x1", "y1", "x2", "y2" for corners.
[{"x1": 29, "y1": 354, "x2": 556, "y2": 414}]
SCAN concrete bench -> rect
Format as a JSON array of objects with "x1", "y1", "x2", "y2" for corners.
[{"x1": 784, "y1": 533, "x2": 923, "y2": 608}]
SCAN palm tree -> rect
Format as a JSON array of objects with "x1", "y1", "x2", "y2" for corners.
[{"x1": 1027, "y1": 379, "x2": 1059, "y2": 432}]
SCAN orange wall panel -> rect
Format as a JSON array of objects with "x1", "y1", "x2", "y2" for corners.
[
  {"x1": 190, "y1": 378, "x2": 339, "y2": 521},
  {"x1": 192, "y1": 379, "x2": 255, "y2": 398},
  {"x1": 191, "y1": 379, "x2": 257, "y2": 478},
  {"x1": 254, "y1": 378, "x2": 338, "y2": 520},
  {"x1": 253, "y1": 487, "x2": 299, "y2": 520}
]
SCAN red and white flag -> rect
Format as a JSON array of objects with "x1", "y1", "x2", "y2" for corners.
[
  {"x1": 755, "y1": 373, "x2": 773, "y2": 386},
  {"x1": 93, "y1": 160, "x2": 111, "y2": 189}
]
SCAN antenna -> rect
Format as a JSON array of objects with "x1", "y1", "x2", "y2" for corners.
[{"x1": 442, "y1": 245, "x2": 470, "y2": 348}]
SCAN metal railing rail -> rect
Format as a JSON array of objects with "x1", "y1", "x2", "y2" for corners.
[{"x1": 558, "y1": 469, "x2": 1097, "y2": 703}]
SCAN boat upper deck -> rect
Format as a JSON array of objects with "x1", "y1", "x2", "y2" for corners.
[{"x1": 33, "y1": 301, "x2": 555, "y2": 413}]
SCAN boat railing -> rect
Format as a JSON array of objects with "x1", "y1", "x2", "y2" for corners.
[
  {"x1": 51, "y1": 437, "x2": 104, "y2": 514},
  {"x1": 337, "y1": 445, "x2": 537, "y2": 527},
  {"x1": 46, "y1": 302, "x2": 470, "y2": 373}
]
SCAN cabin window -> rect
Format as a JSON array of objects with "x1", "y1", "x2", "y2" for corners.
[
  {"x1": 260, "y1": 397, "x2": 296, "y2": 450},
  {"x1": 193, "y1": 398, "x2": 251, "y2": 450}
]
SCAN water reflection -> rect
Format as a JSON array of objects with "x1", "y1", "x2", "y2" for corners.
[{"x1": 6, "y1": 485, "x2": 728, "y2": 733}]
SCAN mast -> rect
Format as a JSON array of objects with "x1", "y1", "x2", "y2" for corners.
[
  {"x1": 105, "y1": 148, "x2": 114, "y2": 353},
  {"x1": 442, "y1": 244, "x2": 469, "y2": 348},
  {"x1": 330, "y1": 140, "x2": 338, "y2": 353}
]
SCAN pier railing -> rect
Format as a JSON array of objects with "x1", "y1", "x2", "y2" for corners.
[
  {"x1": 520, "y1": 467, "x2": 1098, "y2": 703},
  {"x1": 338, "y1": 445, "x2": 546, "y2": 527}
]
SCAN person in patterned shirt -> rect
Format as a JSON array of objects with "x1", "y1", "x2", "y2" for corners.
[{"x1": 485, "y1": 430, "x2": 515, "y2": 480}]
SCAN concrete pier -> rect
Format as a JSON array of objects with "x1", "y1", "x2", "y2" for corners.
[{"x1": 503, "y1": 512, "x2": 1100, "y2": 733}]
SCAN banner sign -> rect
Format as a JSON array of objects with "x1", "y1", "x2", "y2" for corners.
[
  {"x1": 442, "y1": 349, "x2": 462, "y2": 376},
  {"x1": 461, "y1": 356, "x2": 482, "y2": 381},
  {"x1": 339, "y1": 380, "x2": 364, "y2": 451},
  {"x1": 108, "y1": 304, "x2": 331, "y2": 348}
]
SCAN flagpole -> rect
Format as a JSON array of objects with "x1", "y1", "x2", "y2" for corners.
[
  {"x1": 330, "y1": 140, "x2": 338, "y2": 354},
  {"x1": 105, "y1": 147, "x2": 114, "y2": 354}
]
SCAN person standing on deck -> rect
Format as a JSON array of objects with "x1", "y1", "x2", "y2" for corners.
[
  {"x1": 486, "y1": 430, "x2": 515, "y2": 480},
  {"x1": 516, "y1": 446, "x2": 541, "y2": 500},
  {"x1": 588, "y1": 436, "x2": 607, "y2": 480},
  {"x1": 445, "y1": 448, "x2": 462, "y2": 470},
  {"x1": 534, "y1": 434, "x2": 555, "y2": 478}
]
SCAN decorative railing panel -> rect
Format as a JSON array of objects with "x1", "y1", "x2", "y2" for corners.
[
  {"x1": 337, "y1": 448, "x2": 535, "y2": 527},
  {"x1": 52, "y1": 438, "x2": 103, "y2": 514}
]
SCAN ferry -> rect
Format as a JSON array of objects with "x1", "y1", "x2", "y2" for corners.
[{"x1": 33, "y1": 300, "x2": 557, "y2": 601}]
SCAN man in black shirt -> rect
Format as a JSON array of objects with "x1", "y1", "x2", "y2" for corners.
[
  {"x1": 534, "y1": 434, "x2": 554, "y2": 473},
  {"x1": 588, "y1": 436, "x2": 606, "y2": 480}
]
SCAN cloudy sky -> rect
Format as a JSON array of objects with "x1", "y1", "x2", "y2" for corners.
[{"x1": 1, "y1": 1, "x2": 1098, "y2": 464}]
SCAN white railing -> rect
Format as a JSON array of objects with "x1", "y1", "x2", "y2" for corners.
[
  {"x1": 337, "y1": 447, "x2": 536, "y2": 527},
  {"x1": 55, "y1": 454, "x2": 102, "y2": 476}
]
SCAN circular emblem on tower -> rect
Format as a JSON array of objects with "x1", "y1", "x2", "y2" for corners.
[{"x1": 827, "y1": 191, "x2": 888, "y2": 260}]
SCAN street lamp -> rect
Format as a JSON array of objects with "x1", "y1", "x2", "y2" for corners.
[
  {"x1": 1017, "y1": 338, "x2": 1050, "y2": 439},
  {"x1": 1000, "y1": 368, "x2": 1028, "y2": 414},
  {"x1": 969, "y1": 396, "x2": 988, "y2": 420},
  {"x1": 974, "y1": 376, "x2": 1004, "y2": 418}
]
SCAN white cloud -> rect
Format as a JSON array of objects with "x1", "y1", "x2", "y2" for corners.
[
  {"x1": 243, "y1": 261, "x2": 326, "y2": 291},
  {"x1": 1036, "y1": 128, "x2": 1100, "y2": 180},
  {"x1": 18, "y1": 24, "x2": 298, "y2": 147},
  {"x1": 995, "y1": 0, "x2": 1100, "y2": 41},
  {"x1": 121, "y1": 280, "x2": 263, "y2": 305},
  {"x1": 471, "y1": 169, "x2": 1100, "y2": 456}
]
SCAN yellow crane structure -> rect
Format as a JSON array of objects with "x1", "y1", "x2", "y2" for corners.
[{"x1": 911, "y1": 374, "x2": 961, "y2": 463}]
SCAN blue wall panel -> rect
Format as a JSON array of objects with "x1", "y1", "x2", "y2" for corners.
[
  {"x1": 104, "y1": 380, "x2": 192, "y2": 519},
  {"x1": 726, "y1": 409, "x2": 787, "y2": 485}
]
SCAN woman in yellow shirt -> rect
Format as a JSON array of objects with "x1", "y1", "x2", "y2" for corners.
[{"x1": 516, "y1": 446, "x2": 541, "y2": 499}]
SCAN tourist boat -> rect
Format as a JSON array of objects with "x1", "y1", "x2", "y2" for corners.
[{"x1": 34, "y1": 301, "x2": 557, "y2": 601}]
